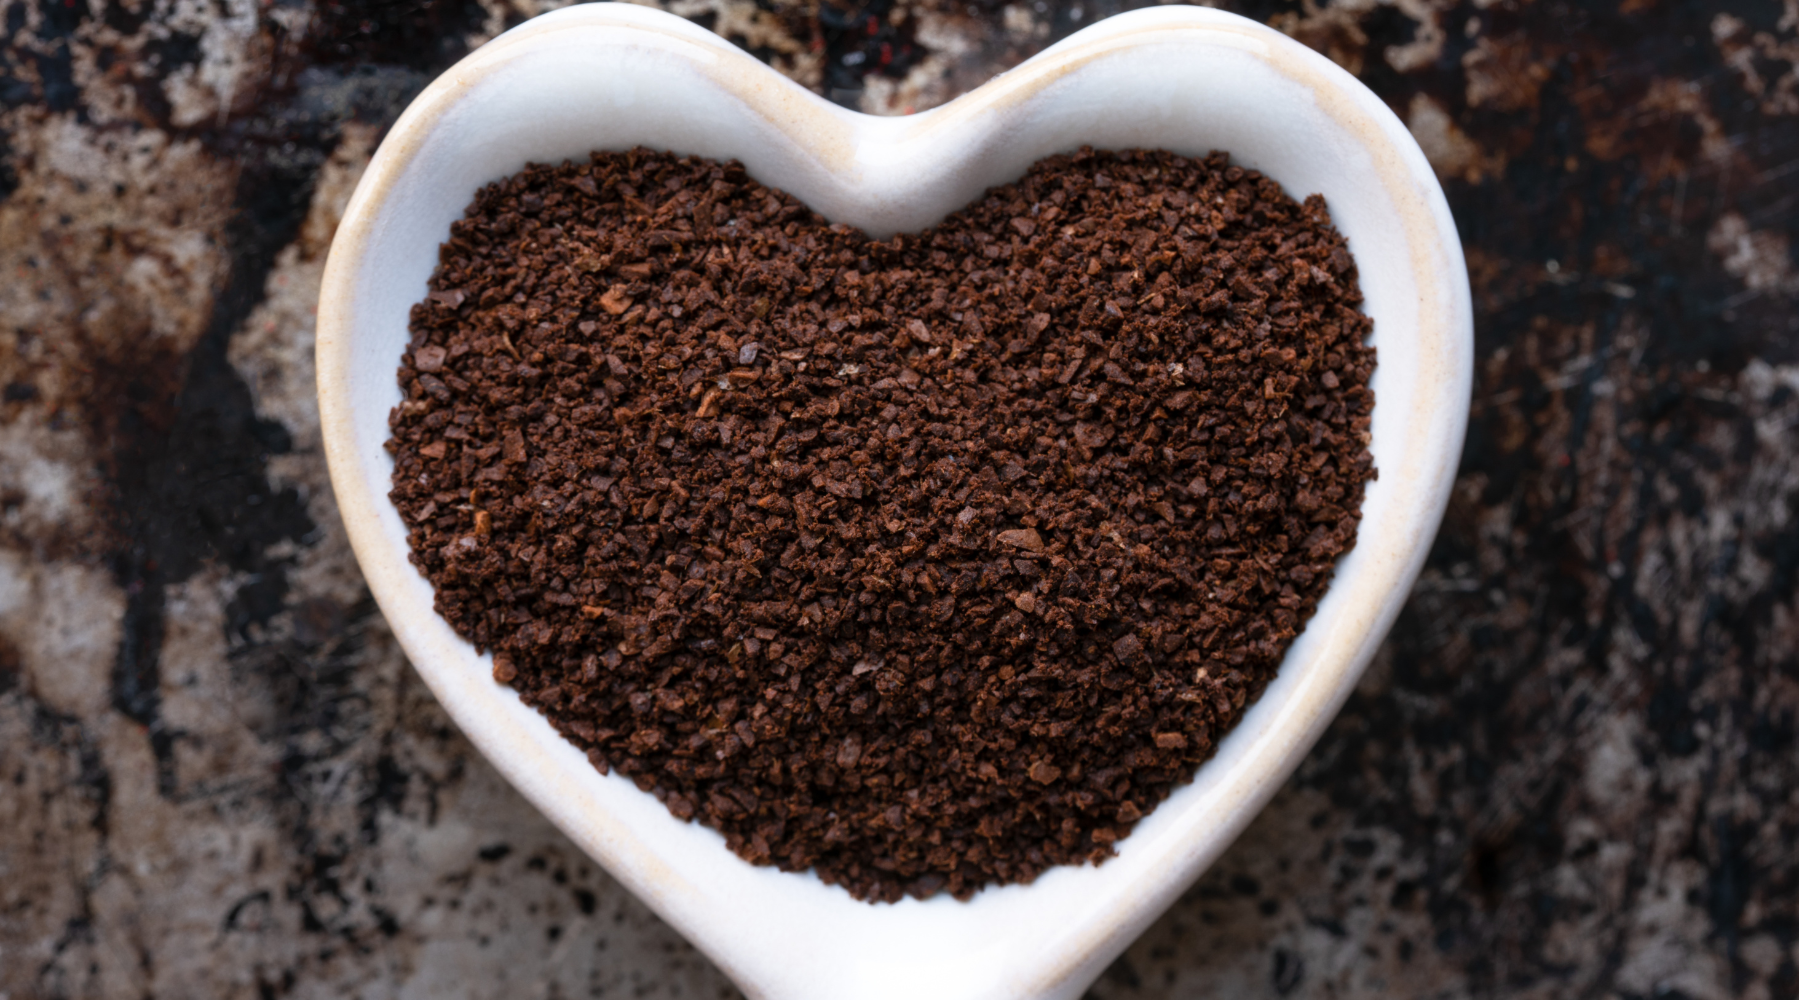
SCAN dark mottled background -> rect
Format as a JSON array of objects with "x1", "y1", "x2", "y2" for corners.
[{"x1": 0, "y1": 0, "x2": 1793, "y2": 996}]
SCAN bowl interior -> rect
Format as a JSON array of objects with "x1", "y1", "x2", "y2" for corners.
[{"x1": 318, "y1": 7, "x2": 1470, "y2": 999}]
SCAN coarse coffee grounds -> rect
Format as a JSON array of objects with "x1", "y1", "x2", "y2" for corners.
[{"x1": 388, "y1": 146, "x2": 1375, "y2": 902}]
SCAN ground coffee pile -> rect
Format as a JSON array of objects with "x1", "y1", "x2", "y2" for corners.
[{"x1": 388, "y1": 147, "x2": 1375, "y2": 902}]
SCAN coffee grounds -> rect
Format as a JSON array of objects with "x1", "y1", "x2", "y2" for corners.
[{"x1": 388, "y1": 147, "x2": 1375, "y2": 902}]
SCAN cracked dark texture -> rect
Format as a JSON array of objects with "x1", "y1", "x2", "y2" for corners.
[{"x1": 0, "y1": 0, "x2": 1792, "y2": 997}]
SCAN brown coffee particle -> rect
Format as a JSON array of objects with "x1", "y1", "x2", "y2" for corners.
[{"x1": 388, "y1": 147, "x2": 1376, "y2": 902}]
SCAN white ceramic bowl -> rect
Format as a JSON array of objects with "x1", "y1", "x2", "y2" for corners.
[{"x1": 317, "y1": 6, "x2": 1471, "y2": 998}]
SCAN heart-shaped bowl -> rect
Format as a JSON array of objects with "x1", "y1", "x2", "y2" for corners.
[{"x1": 318, "y1": 5, "x2": 1470, "y2": 998}]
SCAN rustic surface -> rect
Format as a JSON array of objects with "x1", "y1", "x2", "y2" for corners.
[{"x1": 0, "y1": 0, "x2": 1793, "y2": 997}]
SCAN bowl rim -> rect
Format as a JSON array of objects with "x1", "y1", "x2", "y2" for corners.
[{"x1": 316, "y1": 6, "x2": 1472, "y2": 998}]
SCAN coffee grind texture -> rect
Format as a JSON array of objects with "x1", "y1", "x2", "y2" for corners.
[{"x1": 388, "y1": 147, "x2": 1375, "y2": 902}]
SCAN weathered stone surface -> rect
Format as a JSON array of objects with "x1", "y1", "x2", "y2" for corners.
[{"x1": 0, "y1": 0, "x2": 1791, "y2": 997}]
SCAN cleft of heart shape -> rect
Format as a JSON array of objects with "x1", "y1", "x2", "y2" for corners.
[{"x1": 317, "y1": 6, "x2": 1471, "y2": 1000}]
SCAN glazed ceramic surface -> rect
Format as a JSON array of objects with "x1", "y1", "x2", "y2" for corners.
[{"x1": 316, "y1": 6, "x2": 1471, "y2": 998}]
